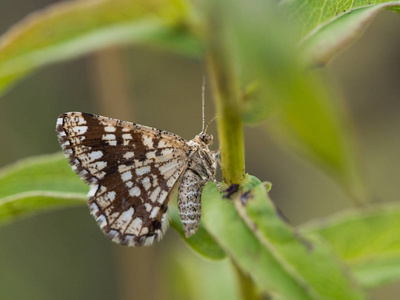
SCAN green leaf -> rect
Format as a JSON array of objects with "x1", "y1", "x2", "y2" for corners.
[
  {"x1": 301, "y1": 203, "x2": 400, "y2": 288},
  {"x1": 0, "y1": 153, "x2": 87, "y2": 225},
  {"x1": 239, "y1": 176, "x2": 365, "y2": 300},
  {"x1": 170, "y1": 204, "x2": 226, "y2": 260},
  {"x1": 201, "y1": 175, "x2": 365, "y2": 299},
  {"x1": 284, "y1": 1, "x2": 400, "y2": 66},
  {"x1": 0, "y1": 191, "x2": 85, "y2": 227},
  {"x1": 164, "y1": 248, "x2": 239, "y2": 300},
  {"x1": 212, "y1": 0, "x2": 368, "y2": 202},
  {"x1": 0, "y1": 153, "x2": 88, "y2": 199},
  {"x1": 0, "y1": 0, "x2": 200, "y2": 96}
]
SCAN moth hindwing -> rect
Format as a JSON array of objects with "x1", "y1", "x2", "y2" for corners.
[{"x1": 56, "y1": 112, "x2": 217, "y2": 246}]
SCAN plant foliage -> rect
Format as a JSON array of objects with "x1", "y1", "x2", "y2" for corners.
[{"x1": 1, "y1": 0, "x2": 400, "y2": 299}]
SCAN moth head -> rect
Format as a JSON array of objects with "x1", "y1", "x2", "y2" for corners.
[{"x1": 199, "y1": 132, "x2": 213, "y2": 145}]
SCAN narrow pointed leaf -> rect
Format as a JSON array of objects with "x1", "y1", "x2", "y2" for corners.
[
  {"x1": 0, "y1": 192, "x2": 85, "y2": 227},
  {"x1": 0, "y1": 0, "x2": 200, "y2": 96},
  {"x1": 0, "y1": 153, "x2": 87, "y2": 199}
]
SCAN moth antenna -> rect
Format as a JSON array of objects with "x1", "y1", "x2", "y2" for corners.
[
  {"x1": 204, "y1": 116, "x2": 217, "y2": 134},
  {"x1": 202, "y1": 76, "x2": 206, "y2": 133}
]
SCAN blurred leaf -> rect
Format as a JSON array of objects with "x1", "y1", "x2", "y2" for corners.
[
  {"x1": 201, "y1": 175, "x2": 365, "y2": 299},
  {"x1": 284, "y1": 1, "x2": 400, "y2": 66},
  {"x1": 164, "y1": 248, "x2": 239, "y2": 300},
  {"x1": 263, "y1": 89, "x2": 367, "y2": 203},
  {"x1": 170, "y1": 204, "x2": 226, "y2": 260},
  {"x1": 301, "y1": 203, "x2": 400, "y2": 288},
  {"x1": 0, "y1": 153, "x2": 87, "y2": 199},
  {"x1": 0, "y1": 153, "x2": 87, "y2": 225},
  {"x1": 208, "y1": 0, "x2": 368, "y2": 202},
  {"x1": 0, "y1": 0, "x2": 200, "y2": 96},
  {"x1": 0, "y1": 192, "x2": 85, "y2": 227}
]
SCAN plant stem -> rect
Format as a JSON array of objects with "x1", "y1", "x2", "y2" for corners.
[
  {"x1": 206, "y1": 22, "x2": 245, "y2": 184},
  {"x1": 204, "y1": 4, "x2": 255, "y2": 299}
]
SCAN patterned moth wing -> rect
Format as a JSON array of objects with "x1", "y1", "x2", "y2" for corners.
[{"x1": 56, "y1": 112, "x2": 191, "y2": 246}]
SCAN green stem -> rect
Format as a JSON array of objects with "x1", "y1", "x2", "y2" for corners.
[
  {"x1": 206, "y1": 23, "x2": 245, "y2": 184},
  {"x1": 204, "y1": 3, "x2": 254, "y2": 299}
]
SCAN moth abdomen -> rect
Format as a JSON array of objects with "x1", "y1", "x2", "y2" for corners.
[{"x1": 177, "y1": 169, "x2": 206, "y2": 238}]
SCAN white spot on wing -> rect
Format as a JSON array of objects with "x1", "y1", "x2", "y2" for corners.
[
  {"x1": 150, "y1": 207, "x2": 160, "y2": 219},
  {"x1": 167, "y1": 175, "x2": 178, "y2": 188},
  {"x1": 73, "y1": 126, "x2": 88, "y2": 134},
  {"x1": 96, "y1": 171, "x2": 106, "y2": 180},
  {"x1": 102, "y1": 134, "x2": 116, "y2": 140},
  {"x1": 123, "y1": 152, "x2": 135, "y2": 159},
  {"x1": 105, "y1": 126, "x2": 116, "y2": 132},
  {"x1": 161, "y1": 148, "x2": 173, "y2": 156},
  {"x1": 121, "y1": 171, "x2": 132, "y2": 182},
  {"x1": 142, "y1": 135, "x2": 153, "y2": 149},
  {"x1": 102, "y1": 133, "x2": 117, "y2": 146},
  {"x1": 144, "y1": 203, "x2": 152, "y2": 212},
  {"x1": 150, "y1": 187, "x2": 161, "y2": 203},
  {"x1": 158, "y1": 140, "x2": 167, "y2": 148},
  {"x1": 108, "y1": 230, "x2": 120, "y2": 241},
  {"x1": 127, "y1": 218, "x2": 143, "y2": 235},
  {"x1": 159, "y1": 161, "x2": 179, "y2": 175},
  {"x1": 87, "y1": 185, "x2": 98, "y2": 197},
  {"x1": 64, "y1": 148, "x2": 73, "y2": 156},
  {"x1": 136, "y1": 166, "x2": 150, "y2": 176},
  {"x1": 146, "y1": 151, "x2": 156, "y2": 159},
  {"x1": 121, "y1": 207, "x2": 134, "y2": 222},
  {"x1": 88, "y1": 150, "x2": 103, "y2": 161},
  {"x1": 97, "y1": 215, "x2": 107, "y2": 228},
  {"x1": 106, "y1": 191, "x2": 116, "y2": 202},
  {"x1": 88, "y1": 161, "x2": 107, "y2": 171},
  {"x1": 90, "y1": 203, "x2": 99, "y2": 214},
  {"x1": 142, "y1": 177, "x2": 151, "y2": 190},
  {"x1": 129, "y1": 186, "x2": 141, "y2": 197},
  {"x1": 158, "y1": 190, "x2": 168, "y2": 204}
]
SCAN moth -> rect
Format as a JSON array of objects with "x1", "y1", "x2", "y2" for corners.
[{"x1": 56, "y1": 106, "x2": 219, "y2": 246}]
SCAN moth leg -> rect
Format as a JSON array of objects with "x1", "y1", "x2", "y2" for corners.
[
  {"x1": 212, "y1": 149, "x2": 222, "y2": 168},
  {"x1": 213, "y1": 178, "x2": 221, "y2": 192},
  {"x1": 198, "y1": 150, "x2": 221, "y2": 192}
]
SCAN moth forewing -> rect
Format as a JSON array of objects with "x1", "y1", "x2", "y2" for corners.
[{"x1": 56, "y1": 112, "x2": 218, "y2": 246}]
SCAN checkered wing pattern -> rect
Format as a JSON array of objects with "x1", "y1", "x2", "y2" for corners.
[{"x1": 56, "y1": 112, "x2": 190, "y2": 246}]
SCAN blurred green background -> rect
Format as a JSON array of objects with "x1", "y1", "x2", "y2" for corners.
[{"x1": 0, "y1": 0, "x2": 399, "y2": 299}]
